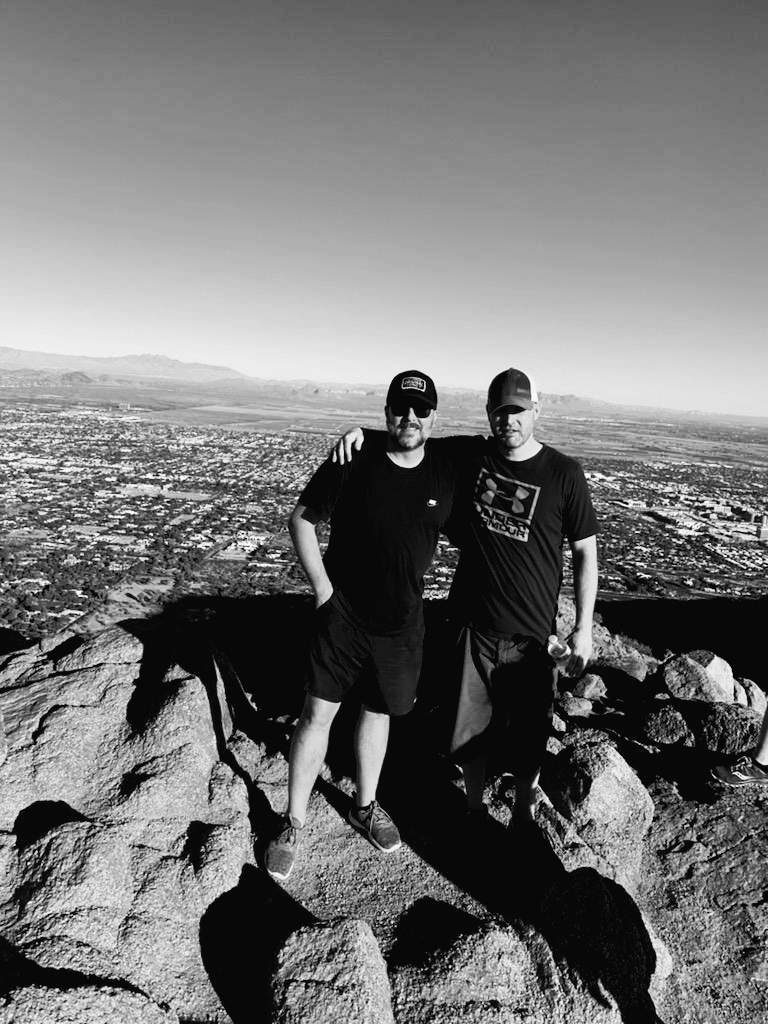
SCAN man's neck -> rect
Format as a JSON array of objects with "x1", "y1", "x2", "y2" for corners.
[
  {"x1": 386, "y1": 445, "x2": 426, "y2": 468},
  {"x1": 494, "y1": 437, "x2": 543, "y2": 462}
]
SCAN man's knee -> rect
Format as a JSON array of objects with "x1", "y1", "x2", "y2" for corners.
[
  {"x1": 359, "y1": 703, "x2": 391, "y2": 720},
  {"x1": 300, "y1": 694, "x2": 341, "y2": 730}
]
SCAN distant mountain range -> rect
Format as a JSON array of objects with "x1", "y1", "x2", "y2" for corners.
[
  {"x1": 0, "y1": 346, "x2": 765, "y2": 425},
  {"x1": 0, "y1": 346, "x2": 247, "y2": 383}
]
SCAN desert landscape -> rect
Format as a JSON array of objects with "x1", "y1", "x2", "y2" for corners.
[{"x1": 0, "y1": 351, "x2": 767, "y2": 1022}]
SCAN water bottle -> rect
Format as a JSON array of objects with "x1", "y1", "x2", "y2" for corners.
[{"x1": 547, "y1": 634, "x2": 571, "y2": 663}]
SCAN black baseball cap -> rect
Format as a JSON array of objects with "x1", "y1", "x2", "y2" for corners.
[
  {"x1": 386, "y1": 370, "x2": 438, "y2": 410},
  {"x1": 487, "y1": 368, "x2": 538, "y2": 414}
]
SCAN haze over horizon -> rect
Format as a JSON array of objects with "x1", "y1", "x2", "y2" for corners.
[{"x1": 3, "y1": 2, "x2": 767, "y2": 417}]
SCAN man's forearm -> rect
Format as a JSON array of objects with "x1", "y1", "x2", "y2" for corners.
[
  {"x1": 288, "y1": 504, "x2": 333, "y2": 605},
  {"x1": 572, "y1": 536, "x2": 598, "y2": 630}
]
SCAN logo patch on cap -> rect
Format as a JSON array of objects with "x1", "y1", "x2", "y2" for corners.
[{"x1": 401, "y1": 376, "x2": 427, "y2": 393}]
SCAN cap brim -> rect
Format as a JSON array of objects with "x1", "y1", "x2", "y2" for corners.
[{"x1": 488, "y1": 399, "x2": 534, "y2": 414}]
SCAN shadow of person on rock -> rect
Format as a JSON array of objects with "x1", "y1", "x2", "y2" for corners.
[
  {"x1": 121, "y1": 592, "x2": 312, "y2": 723},
  {"x1": 536, "y1": 866, "x2": 667, "y2": 1024},
  {"x1": 120, "y1": 593, "x2": 320, "y2": 836},
  {"x1": 200, "y1": 864, "x2": 316, "y2": 1024}
]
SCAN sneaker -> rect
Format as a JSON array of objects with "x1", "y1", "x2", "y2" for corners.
[
  {"x1": 711, "y1": 755, "x2": 768, "y2": 787},
  {"x1": 264, "y1": 815, "x2": 303, "y2": 880},
  {"x1": 348, "y1": 800, "x2": 401, "y2": 852}
]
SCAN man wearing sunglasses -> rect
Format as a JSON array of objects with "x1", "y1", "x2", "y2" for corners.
[
  {"x1": 265, "y1": 370, "x2": 456, "y2": 881},
  {"x1": 330, "y1": 367, "x2": 598, "y2": 830}
]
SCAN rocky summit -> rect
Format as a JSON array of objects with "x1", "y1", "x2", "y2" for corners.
[{"x1": 0, "y1": 595, "x2": 766, "y2": 1023}]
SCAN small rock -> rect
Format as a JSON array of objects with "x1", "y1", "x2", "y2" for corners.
[
  {"x1": 739, "y1": 678, "x2": 768, "y2": 716},
  {"x1": 557, "y1": 693, "x2": 593, "y2": 718},
  {"x1": 732, "y1": 681, "x2": 749, "y2": 707},
  {"x1": 663, "y1": 654, "x2": 733, "y2": 703},
  {"x1": 573, "y1": 673, "x2": 608, "y2": 700},
  {"x1": 689, "y1": 650, "x2": 736, "y2": 698},
  {"x1": 693, "y1": 703, "x2": 762, "y2": 755},
  {"x1": 641, "y1": 703, "x2": 695, "y2": 747}
]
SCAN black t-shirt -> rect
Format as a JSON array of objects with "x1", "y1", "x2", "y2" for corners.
[
  {"x1": 431, "y1": 436, "x2": 598, "y2": 641},
  {"x1": 299, "y1": 447, "x2": 456, "y2": 634}
]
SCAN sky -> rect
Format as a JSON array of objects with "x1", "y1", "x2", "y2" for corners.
[{"x1": 2, "y1": 1, "x2": 766, "y2": 415}]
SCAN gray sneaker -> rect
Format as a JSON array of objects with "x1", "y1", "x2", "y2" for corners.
[
  {"x1": 711, "y1": 755, "x2": 768, "y2": 787},
  {"x1": 348, "y1": 800, "x2": 401, "y2": 852},
  {"x1": 265, "y1": 815, "x2": 303, "y2": 880}
]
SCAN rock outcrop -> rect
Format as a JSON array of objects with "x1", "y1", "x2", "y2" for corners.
[
  {"x1": 0, "y1": 624, "x2": 252, "y2": 1023},
  {"x1": 0, "y1": 595, "x2": 765, "y2": 1024}
]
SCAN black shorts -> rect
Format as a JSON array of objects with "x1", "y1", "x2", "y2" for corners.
[
  {"x1": 306, "y1": 590, "x2": 424, "y2": 716},
  {"x1": 450, "y1": 625, "x2": 556, "y2": 778}
]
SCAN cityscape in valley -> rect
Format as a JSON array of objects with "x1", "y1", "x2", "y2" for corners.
[{"x1": 1, "y1": 354, "x2": 766, "y2": 646}]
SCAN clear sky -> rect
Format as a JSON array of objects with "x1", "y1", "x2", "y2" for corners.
[{"x1": 2, "y1": 1, "x2": 766, "y2": 415}]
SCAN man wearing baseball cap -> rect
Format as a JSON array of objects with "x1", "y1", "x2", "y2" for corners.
[
  {"x1": 332, "y1": 367, "x2": 598, "y2": 829},
  {"x1": 265, "y1": 370, "x2": 456, "y2": 881}
]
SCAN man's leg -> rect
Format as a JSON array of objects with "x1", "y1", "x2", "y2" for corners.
[
  {"x1": 347, "y1": 628, "x2": 422, "y2": 853},
  {"x1": 354, "y1": 705, "x2": 390, "y2": 807},
  {"x1": 451, "y1": 627, "x2": 495, "y2": 813},
  {"x1": 348, "y1": 704, "x2": 401, "y2": 852},
  {"x1": 462, "y1": 754, "x2": 489, "y2": 812},
  {"x1": 512, "y1": 771, "x2": 540, "y2": 824},
  {"x1": 266, "y1": 693, "x2": 342, "y2": 881},
  {"x1": 495, "y1": 640, "x2": 554, "y2": 826},
  {"x1": 287, "y1": 693, "x2": 341, "y2": 825}
]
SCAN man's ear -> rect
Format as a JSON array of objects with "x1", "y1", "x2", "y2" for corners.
[{"x1": 533, "y1": 402, "x2": 540, "y2": 421}]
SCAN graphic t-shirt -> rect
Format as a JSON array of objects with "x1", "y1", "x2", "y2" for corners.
[
  {"x1": 432, "y1": 436, "x2": 598, "y2": 642},
  {"x1": 299, "y1": 447, "x2": 456, "y2": 634}
]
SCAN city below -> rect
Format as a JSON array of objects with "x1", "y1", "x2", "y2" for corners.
[{"x1": 1, "y1": 370, "x2": 766, "y2": 646}]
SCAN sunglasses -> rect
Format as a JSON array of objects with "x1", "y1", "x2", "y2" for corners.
[{"x1": 390, "y1": 400, "x2": 434, "y2": 419}]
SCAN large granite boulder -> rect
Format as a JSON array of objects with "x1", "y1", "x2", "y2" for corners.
[
  {"x1": 390, "y1": 919, "x2": 624, "y2": 1023},
  {"x1": 663, "y1": 653, "x2": 734, "y2": 703},
  {"x1": 272, "y1": 917, "x2": 394, "y2": 1024},
  {"x1": 0, "y1": 625, "x2": 253, "y2": 1023},
  {"x1": 543, "y1": 736, "x2": 654, "y2": 891}
]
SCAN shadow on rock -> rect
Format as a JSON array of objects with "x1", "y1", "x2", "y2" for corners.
[
  {"x1": 124, "y1": 592, "x2": 312, "y2": 717},
  {"x1": 0, "y1": 936, "x2": 155, "y2": 1004},
  {"x1": 388, "y1": 897, "x2": 486, "y2": 969},
  {"x1": 537, "y1": 867, "x2": 667, "y2": 1024},
  {"x1": 200, "y1": 864, "x2": 316, "y2": 1024},
  {"x1": 120, "y1": 610, "x2": 281, "y2": 834},
  {"x1": 0, "y1": 627, "x2": 32, "y2": 658},
  {"x1": 595, "y1": 594, "x2": 767, "y2": 684},
  {"x1": 374, "y1": 712, "x2": 565, "y2": 922}
]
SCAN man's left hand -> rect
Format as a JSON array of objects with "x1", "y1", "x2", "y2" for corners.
[{"x1": 563, "y1": 624, "x2": 592, "y2": 677}]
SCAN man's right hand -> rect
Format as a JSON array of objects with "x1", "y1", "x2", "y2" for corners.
[
  {"x1": 331, "y1": 427, "x2": 364, "y2": 464},
  {"x1": 314, "y1": 584, "x2": 334, "y2": 609}
]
